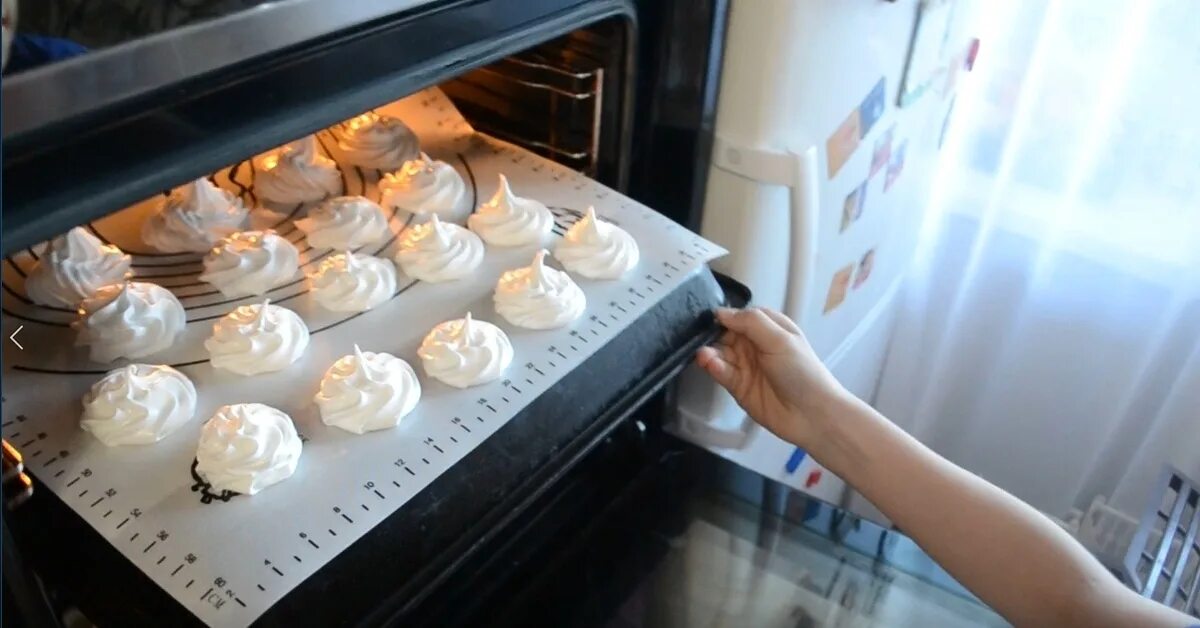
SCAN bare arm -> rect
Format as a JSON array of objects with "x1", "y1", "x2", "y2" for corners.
[{"x1": 696, "y1": 307, "x2": 1194, "y2": 628}]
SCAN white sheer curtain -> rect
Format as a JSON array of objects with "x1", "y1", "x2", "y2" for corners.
[{"x1": 876, "y1": 0, "x2": 1200, "y2": 520}]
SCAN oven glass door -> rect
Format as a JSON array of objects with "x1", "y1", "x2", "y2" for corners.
[{"x1": 489, "y1": 446, "x2": 1007, "y2": 627}]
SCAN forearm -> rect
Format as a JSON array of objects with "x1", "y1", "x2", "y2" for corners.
[{"x1": 806, "y1": 394, "x2": 1190, "y2": 628}]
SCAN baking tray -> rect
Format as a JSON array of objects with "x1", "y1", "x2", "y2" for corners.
[
  {"x1": 7, "y1": 271, "x2": 748, "y2": 626},
  {"x1": 1, "y1": 88, "x2": 727, "y2": 626}
]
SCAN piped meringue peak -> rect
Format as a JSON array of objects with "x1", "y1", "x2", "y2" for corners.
[
  {"x1": 418, "y1": 312, "x2": 514, "y2": 389},
  {"x1": 468, "y1": 174, "x2": 554, "y2": 247},
  {"x1": 314, "y1": 344, "x2": 422, "y2": 435},
  {"x1": 74, "y1": 281, "x2": 186, "y2": 363},
  {"x1": 378, "y1": 152, "x2": 467, "y2": 218},
  {"x1": 394, "y1": 213, "x2": 483, "y2": 282},
  {"x1": 253, "y1": 136, "x2": 343, "y2": 205},
  {"x1": 195, "y1": 403, "x2": 302, "y2": 495},
  {"x1": 205, "y1": 299, "x2": 311, "y2": 375},
  {"x1": 142, "y1": 178, "x2": 249, "y2": 253},
  {"x1": 295, "y1": 195, "x2": 390, "y2": 250},
  {"x1": 494, "y1": 249, "x2": 586, "y2": 330},
  {"x1": 81, "y1": 364, "x2": 197, "y2": 446},
  {"x1": 307, "y1": 250, "x2": 397, "y2": 312},
  {"x1": 553, "y1": 206, "x2": 640, "y2": 280},
  {"x1": 334, "y1": 113, "x2": 420, "y2": 170},
  {"x1": 25, "y1": 227, "x2": 131, "y2": 307},
  {"x1": 200, "y1": 230, "x2": 301, "y2": 297}
]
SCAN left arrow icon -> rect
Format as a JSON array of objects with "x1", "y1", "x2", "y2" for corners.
[{"x1": 10, "y1": 326, "x2": 25, "y2": 350}]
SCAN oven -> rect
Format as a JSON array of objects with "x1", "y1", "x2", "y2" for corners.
[{"x1": 1, "y1": 1, "x2": 739, "y2": 626}]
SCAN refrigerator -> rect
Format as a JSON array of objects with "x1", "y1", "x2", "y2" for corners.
[{"x1": 673, "y1": 0, "x2": 981, "y2": 510}]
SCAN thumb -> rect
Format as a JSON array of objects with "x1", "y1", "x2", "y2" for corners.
[
  {"x1": 716, "y1": 307, "x2": 791, "y2": 352},
  {"x1": 695, "y1": 346, "x2": 739, "y2": 392}
]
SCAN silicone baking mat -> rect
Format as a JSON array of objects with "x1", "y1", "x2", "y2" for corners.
[{"x1": 0, "y1": 88, "x2": 724, "y2": 626}]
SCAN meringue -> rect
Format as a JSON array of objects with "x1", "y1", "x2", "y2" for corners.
[
  {"x1": 394, "y1": 214, "x2": 483, "y2": 282},
  {"x1": 494, "y1": 250, "x2": 586, "y2": 329},
  {"x1": 81, "y1": 364, "x2": 197, "y2": 446},
  {"x1": 25, "y1": 227, "x2": 131, "y2": 307},
  {"x1": 199, "y1": 230, "x2": 300, "y2": 297},
  {"x1": 205, "y1": 300, "x2": 310, "y2": 375},
  {"x1": 142, "y1": 178, "x2": 248, "y2": 252},
  {"x1": 253, "y1": 136, "x2": 343, "y2": 205},
  {"x1": 315, "y1": 345, "x2": 421, "y2": 434},
  {"x1": 308, "y1": 250, "x2": 396, "y2": 312},
  {"x1": 553, "y1": 207, "x2": 640, "y2": 279},
  {"x1": 195, "y1": 403, "x2": 302, "y2": 495},
  {"x1": 334, "y1": 113, "x2": 420, "y2": 170},
  {"x1": 294, "y1": 195, "x2": 390, "y2": 250},
  {"x1": 378, "y1": 153, "x2": 466, "y2": 217},
  {"x1": 418, "y1": 312, "x2": 513, "y2": 389},
  {"x1": 468, "y1": 174, "x2": 554, "y2": 246},
  {"x1": 74, "y1": 282, "x2": 186, "y2": 363}
]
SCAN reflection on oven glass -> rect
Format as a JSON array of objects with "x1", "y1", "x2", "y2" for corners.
[
  {"x1": 609, "y1": 493, "x2": 1009, "y2": 628},
  {"x1": 5, "y1": 0, "x2": 269, "y2": 74}
]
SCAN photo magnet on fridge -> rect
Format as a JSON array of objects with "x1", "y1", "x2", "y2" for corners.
[
  {"x1": 823, "y1": 263, "x2": 855, "y2": 314},
  {"x1": 826, "y1": 109, "x2": 862, "y2": 179},
  {"x1": 870, "y1": 124, "x2": 895, "y2": 178},
  {"x1": 853, "y1": 248, "x2": 876, "y2": 289},
  {"x1": 884, "y1": 139, "x2": 908, "y2": 192},
  {"x1": 858, "y1": 77, "x2": 887, "y2": 138},
  {"x1": 840, "y1": 182, "x2": 868, "y2": 233}
]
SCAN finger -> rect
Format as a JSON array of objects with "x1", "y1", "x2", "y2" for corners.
[
  {"x1": 716, "y1": 307, "x2": 791, "y2": 351},
  {"x1": 759, "y1": 308, "x2": 801, "y2": 335},
  {"x1": 695, "y1": 346, "x2": 739, "y2": 391}
]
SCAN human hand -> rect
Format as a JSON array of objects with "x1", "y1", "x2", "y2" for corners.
[{"x1": 694, "y1": 307, "x2": 851, "y2": 448}]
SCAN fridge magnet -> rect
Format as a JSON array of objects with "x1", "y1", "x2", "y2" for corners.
[
  {"x1": 899, "y1": 0, "x2": 956, "y2": 107},
  {"x1": 870, "y1": 124, "x2": 895, "y2": 177},
  {"x1": 884, "y1": 139, "x2": 908, "y2": 192},
  {"x1": 825, "y1": 109, "x2": 861, "y2": 179},
  {"x1": 853, "y1": 248, "x2": 876, "y2": 289},
  {"x1": 858, "y1": 77, "x2": 887, "y2": 138},
  {"x1": 941, "y1": 50, "x2": 965, "y2": 97},
  {"x1": 839, "y1": 182, "x2": 868, "y2": 233},
  {"x1": 823, "y1": 263, "x2": 854, "y2": 314}
]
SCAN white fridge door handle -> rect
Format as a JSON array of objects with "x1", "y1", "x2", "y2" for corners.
[
  {"x1": 711, "y1": 137, "x2": 820, "y2": 324},
  {"x1": 785, "y1": 146, "x2": 820, "y2": 323},
  {"x1": 675, "y1": 139, "x2": 820, "y2": 451}
]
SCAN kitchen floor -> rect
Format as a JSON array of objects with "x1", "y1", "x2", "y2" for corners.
[{"x1": 605, "y1": 490, "x2": 1008, "y2": 627}]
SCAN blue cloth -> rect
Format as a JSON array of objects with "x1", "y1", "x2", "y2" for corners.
[{"x1": 6, "y1": 34, "x2": 88, "y2": 74}]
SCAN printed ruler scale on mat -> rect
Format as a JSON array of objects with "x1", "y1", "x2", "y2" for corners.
[{"x1": 0, "y1": 88, "x2": 724, "y2": 626}]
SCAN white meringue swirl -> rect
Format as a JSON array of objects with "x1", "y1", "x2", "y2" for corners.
[
  {"x1": 315, "y1": 345, "x2": 421, "y2": 434},
  {"x1": 378, "y1": 153, "x2": 466, "y2": 217},
  {"x1": 81, "y1": 364, "x2": 197, "y2": 446},
  {"x1": 199, "y1": 230, "x2": 301, "y2": 297},
  {"x1": 294, "y1": 195, "x2": 390, "y2": 250},
  {"x1": 394, "y1": 214, "x2": 483, "y2": 282},
  {"x1": 334, "y1": 113, "x2": 420, "y2": 170},
  {"x1": 205, "y1": 300, "x2": 311, "y2": 375},
  {"x1": 553, "y1": 206, "x2": 640, "y2": 279},
  {"x1": 494, "y1": 249, "x2": 586, "y2": 329},
  {"x1": 25, "y1": 227, "x2": 131, "y2": 307},
  {"x1": 196, "y1": 403, "x2": 302, "y2": 495},
  {"x1": 74, "y1": 282, "x2": 186, "y2": 363},
  {"x1": 418, "y1": 312, "x2": 513, "y2": 389},
  {"x1": 253, "y1": 136, "x2": 343, "y2": 205},
  {"x1": 468, "y1": 174, "x2": 554, "y2": 246},
  {"x1": 307, "y1": 250, "x2": 396, "y2": 312},
  {"x1": 142, "y1": 178, "x2": 248, "y2": 252}
]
